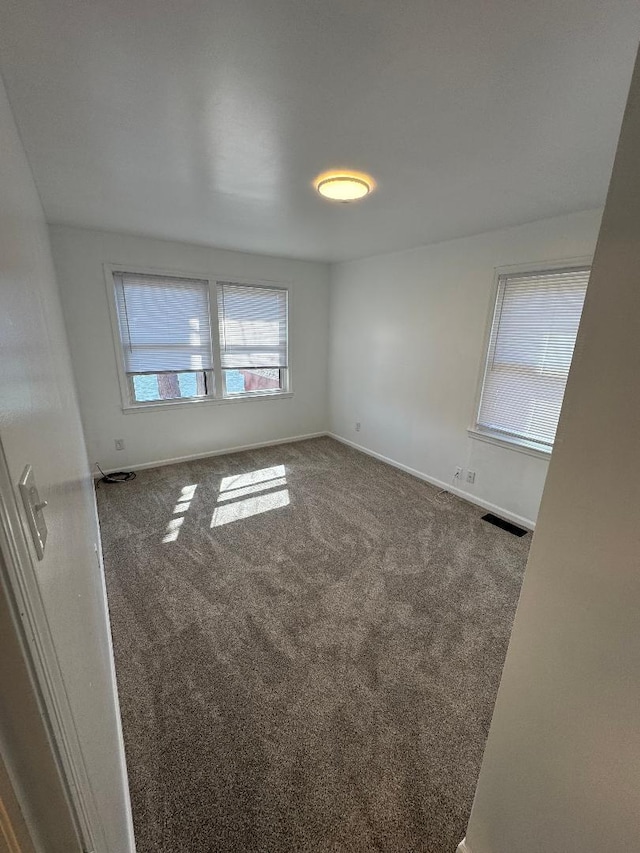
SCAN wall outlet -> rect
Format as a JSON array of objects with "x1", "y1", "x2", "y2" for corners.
[
  {"x1": 114, "y1": 438, "x2": 125, "y2": 451},
  {"x1": 466, "y1": 470, "x2": 476, "y2": 484},
  {"x1": 355, "y1": 421, "x2": 361, "y2": 432},
  {"x1": 454, "y1": 466, "x2": 463, "y2": 483}
]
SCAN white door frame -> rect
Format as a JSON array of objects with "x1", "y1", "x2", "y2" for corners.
[{"x1": 0, "y1": 438, "x2": 106, "y2": 853}]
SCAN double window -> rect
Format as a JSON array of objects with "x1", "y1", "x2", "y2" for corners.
[
  {"x1": 474, "y1": 264, "x2": 590, "y2": 453},
  {"x1": 110, "y1": 269, "x2": 289, "y2": 408}
]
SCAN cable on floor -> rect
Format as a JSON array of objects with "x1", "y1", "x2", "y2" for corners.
[{"x1": 95, "y1": 463, "x2": 136, "y2": 486}]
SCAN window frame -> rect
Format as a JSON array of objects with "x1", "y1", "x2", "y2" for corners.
[
  {"x1": 469, "y1": 257, "x2": 591, "y2": 459},
  {"x1": 104, "y1": 264, "x2": 292, "y2": 413}
]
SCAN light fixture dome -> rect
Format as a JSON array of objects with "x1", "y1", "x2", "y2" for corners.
[{"x1": 314, "y1": 171, "x2": 374, "y2": 202}]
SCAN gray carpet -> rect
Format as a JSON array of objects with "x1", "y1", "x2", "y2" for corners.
[{"x1": 97, "y1": 436, "x2": 529, "y2": 853}]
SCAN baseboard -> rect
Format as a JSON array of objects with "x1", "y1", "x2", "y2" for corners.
[
  {"x1": 92, "y1": 431, "x2": 328, "y2": 477},
  {"x1": 93, "y1": 430, "x2": 536, "y2": 530},
  {"x1": 328, "y1": 433, "x2": 536, "y2": 531},
  {"x1": 457, "y1": 839, "x2": 471, "y2": 853}
]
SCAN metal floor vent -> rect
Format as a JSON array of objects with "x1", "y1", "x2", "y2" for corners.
[{"x1": 482, "y1": 513, "x2": 528, "y2": 537}]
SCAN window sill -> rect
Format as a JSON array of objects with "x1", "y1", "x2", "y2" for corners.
[
  {"x1": 467, "y1": 427, "x2": 552, "y2": 460},
  {"x1": 122, "y1": 391, "x2": 294, "y2": 414}
]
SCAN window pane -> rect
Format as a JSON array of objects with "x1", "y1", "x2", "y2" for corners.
[
  {"x1": 132, "y1": 372, "x2": 207, "y2": 403},
  {"x1": 224, "y1": 369, "x2": 245, "y2": 394},
  {"x1": 224, "y1": 368, "x2": 282, "y2": 396},
  {"x1": 178, "y1": 372, "x2": 197, "y2": 397}
]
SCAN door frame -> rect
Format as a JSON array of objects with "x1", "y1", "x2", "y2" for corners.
[{"x1": 0, "y1": 439, "x2": 106, "y2": 853}]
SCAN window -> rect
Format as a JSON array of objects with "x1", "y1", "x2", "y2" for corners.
[
  {"x1": 217, "y1": 282, "x2": 288, "y2": 397},
  {"x1": 110, "y1": 270, "x2": 289, "y2": 409},
  {"x1": 113, "y1": 272, "x2": 214, "y2": 405},
  {"x1": 474, "y1": 265, "x2": 590, "y2": 453}
]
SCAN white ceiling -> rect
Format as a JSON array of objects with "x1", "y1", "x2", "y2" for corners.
[{"x1": 1, "y1": 1, "x2": 639, "y2": 262}]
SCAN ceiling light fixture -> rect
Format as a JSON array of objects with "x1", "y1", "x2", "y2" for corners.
[{"x1": 314, "y1": 171, "x2": 375, "y2": 202}]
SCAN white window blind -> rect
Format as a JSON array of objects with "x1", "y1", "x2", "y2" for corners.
[
  {"x1": 477, "y1": 266, "x2": 589, "y2": 449},
  {"x1": 217, "y1": 283, "x2": 288, "y2": 370},
  {"x1": 113, "y1": 272, "x2": 213, "y2": 373}
]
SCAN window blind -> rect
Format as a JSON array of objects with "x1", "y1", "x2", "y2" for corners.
[
  {"x1": 477, "y1": 266, "x2": 589, "y2": 448},
  {"x1": 113, "y1": 272, "x2": 213, "y2": 373},
  {"x1": 217, "y1": 283, "x2": 288, "y2": 370}
]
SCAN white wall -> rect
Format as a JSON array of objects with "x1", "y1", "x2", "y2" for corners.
[
  {"x1": 0, "y1": 76, "x2": 133, "y2": 851},
  {"x1": 50, "y1": 226, "x2": 330, "y2": 472},
  {"x1": 462, "y1": 47, "x2": 640, "y2": 853},
  {"x1": 329, "y1": 209, "x2": 602, "y2": 526}
]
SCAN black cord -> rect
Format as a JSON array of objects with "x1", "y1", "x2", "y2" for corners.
[{"x1": 95, "y1": 463, "x2": 136, "y2": 485}]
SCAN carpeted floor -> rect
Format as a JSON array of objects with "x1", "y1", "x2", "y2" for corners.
[{"x1": 97, "y1": 436, "x2": 529, "y2": 853}]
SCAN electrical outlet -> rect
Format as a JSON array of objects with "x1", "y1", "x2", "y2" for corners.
[
  {"x1": 114, "y1": 438, "x2": 125, "y2": 451},
  {"x1": 355, "y1": 421, "x2": 361, "y2": 432},
  {"x1": 454, "y1": 466, "x2": 463, "y2": 483},
  {"x1": 466, "y1": 470, "x2": 476, "y2": 484}
]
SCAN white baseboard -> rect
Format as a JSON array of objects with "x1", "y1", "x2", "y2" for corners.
[
  {"x1": 457, "y1": 839, "x2": 471, "y2": 853},
  {"x1": 328, "y1": 433, "x2": 535, "y2": 531},
  {"x1": 94, "y1": 429, "x2": 536, "y2": 530},
  {"x1": 92, "y1": 431, "x2": 327, "y2": 477}
]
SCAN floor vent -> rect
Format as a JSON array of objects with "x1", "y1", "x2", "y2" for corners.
[{"x1": 482, "y1": 513, "x2": 528, "y2": 537}]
